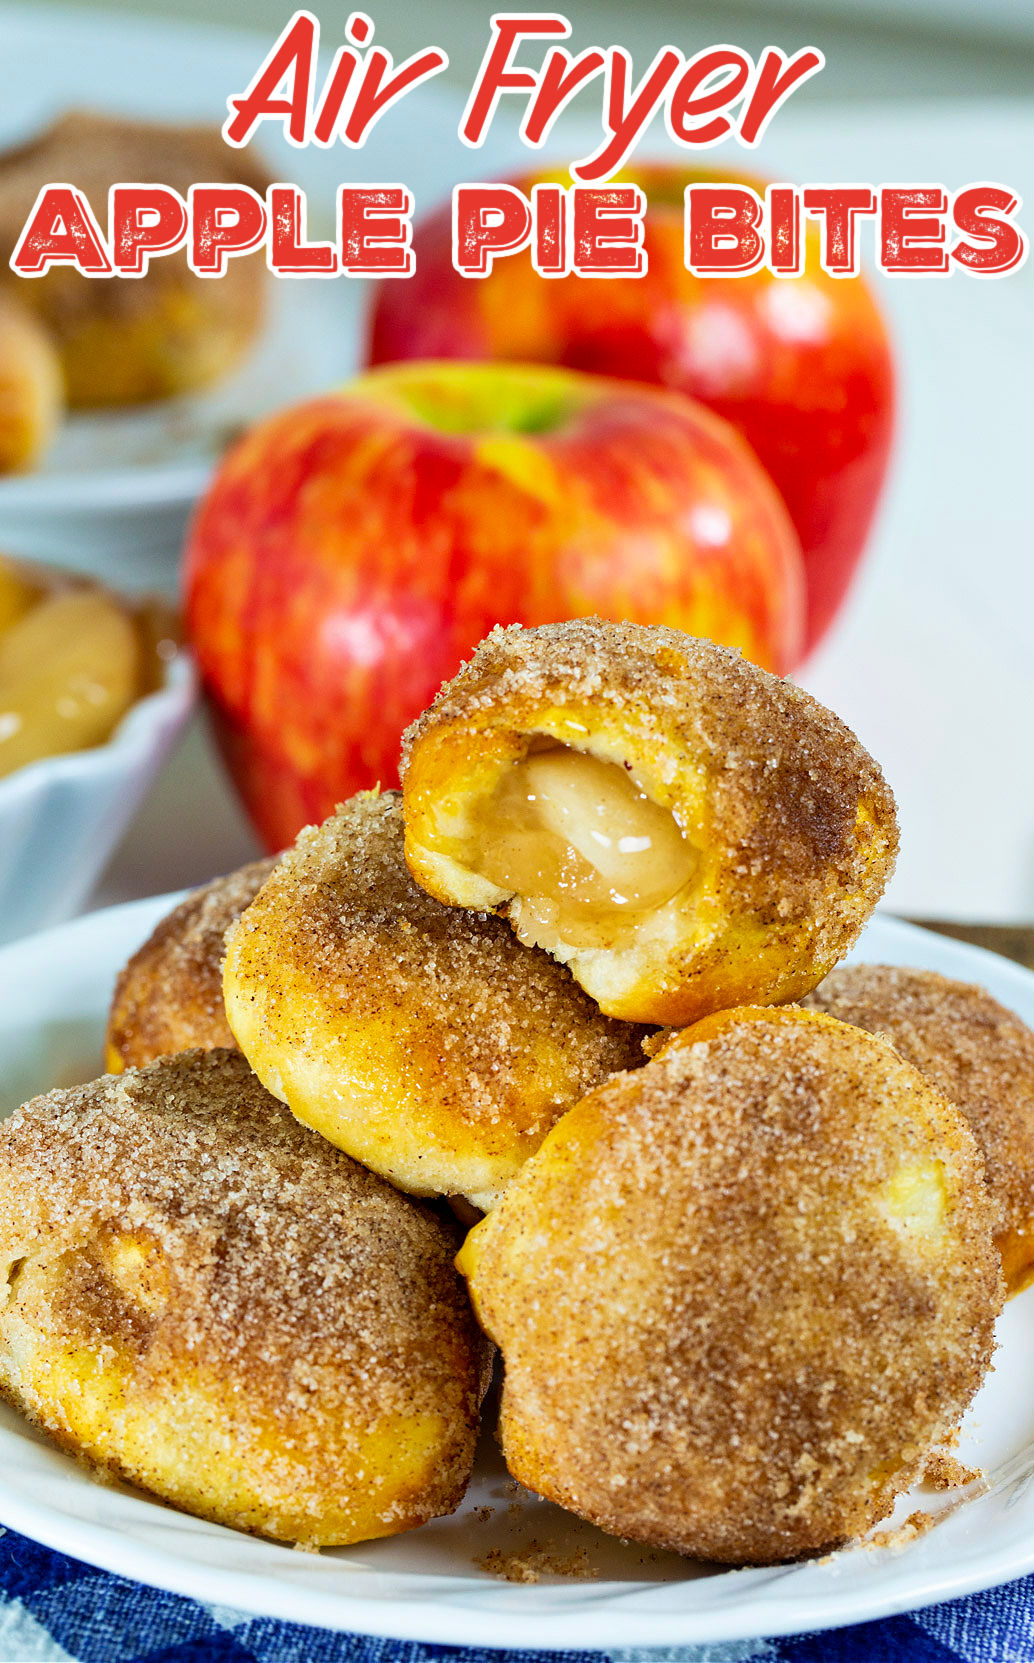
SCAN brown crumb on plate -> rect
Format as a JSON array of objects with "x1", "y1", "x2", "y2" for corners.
[
  {"x1": 922, "y1": 1453, "x2": 984, "y2": 1491},
  {"x1": 867, "y1": 1510, "x2": 936, "y2": 1550},
  {"x1": 474, "y1": 1541, "x2": 598, "y2": 1583}
]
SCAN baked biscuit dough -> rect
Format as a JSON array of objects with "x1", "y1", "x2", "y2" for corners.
[
  {"x1": 805, "y1": 964, "x2": 1034, "y2": 1296},
  {"x1": 0, "y1": 112, "x2": 268, "y2": 405},
  {"x1": 106, "y1": 859, "x2": 277, "y2": 1072},
  {"x1": 0, "y1": 1049, "x2": 485, "y2": 1548},
  {"x1": 0, "y1": 296, "x2": 62, "y2": 472},
  {"x1": 224, "y1": 791, "x2": 646, "y2": 1210},
  {"x1": 402, "y1": 619, "x2": 898, "y2": 1025},
  {"x1": 459, "y1": 1006, "x2": 1002, "y2": 1564}
]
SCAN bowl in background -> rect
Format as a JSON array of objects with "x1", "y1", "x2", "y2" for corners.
[{"x1": 0, "y1": 648, "x2": 195, "y2": 945}]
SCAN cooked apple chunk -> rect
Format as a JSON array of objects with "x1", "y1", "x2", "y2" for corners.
[
  {"x1": 468, "y1": 742, "x2": 699, "y2": 949},
  {"x1": 401, "y1": 619, "x2": 899, "y2": 1025}
]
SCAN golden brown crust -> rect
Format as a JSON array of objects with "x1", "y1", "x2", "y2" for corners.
[
  {"x1": 0, "y1": 1049, "x2": 484, "y2": 1547},
  {"x1": 459, "y1": 1007, "x2": 1002, "y2": 1564},
  {"x1": 0, "y1": 295, "x2": 63, "y2": 472},
  {"x1": 804, "y1": 964, "x2": 1034, "y2": 1295},
  {"x1": 0, "y1": 112, "x2": 269, "y2": 405},
  {"x1": 224, "y1": 791, "x2": 646, "y2": 1209},
  {"x1": 402, "y1": 619, "x2": 898, "y2": 1024},
  {"x1": 106, "y1": 859, "x2": 277, "y2": 1072}
]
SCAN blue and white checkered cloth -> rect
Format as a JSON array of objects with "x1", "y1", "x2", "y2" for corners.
[{"x1": 1, "y1": 1528, "x2": 1033, "y2": 1663}]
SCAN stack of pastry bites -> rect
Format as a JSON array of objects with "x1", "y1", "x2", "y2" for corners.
[{"x1": 2, "y1": 620, "x2": 1029, "y2": 1564}]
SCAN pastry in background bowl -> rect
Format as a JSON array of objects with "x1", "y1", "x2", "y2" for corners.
[
  {"x1": 0, "y1": 111, "x2": 269, "y2": 406},
  {"x1": 0, "y1": 295, "x2": 63, "y2": 472}
]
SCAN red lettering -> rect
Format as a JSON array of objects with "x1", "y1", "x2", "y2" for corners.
[
  {"x1": 880, "y1": 187, "x2": 948, "y2": 274},
  {"x1": 223, "y1": 11, "x2": 317, "y2": 147},
  {"x1": 574, "y1": 46, "x2": 682, "y2": 182},
  {"x1": 343, "y1": 45, "x2": 448, "y2": 145},
  {"x1": 269, "y1": 184, "x2": 337, "y2": 274},
  {"x1": 952, "y1": 184, "x2": 1027, "y2": 276},
  {"x1": 523, "y1": 46, "x2": 605, "y2": 145},
  {"x1": 452, "y1": 183, "x2": 532, "y2": 276},
  {"x1": 573, "y1": 185, "x2": 645, "y2": 275},
  {"x1": 311, "y1": 48, "x2": 360, "y2": 145},
  {"x1": 462, "y1": 15, "x2": 569, "y2": 146},
  {"x1": 311, "y1": 10, "x2": 374, "y2": 144},
  {"x1": 803, "y1": 187, "x2": 876, "y2": 276},
  {"x1": 768, "y1": 184, "x2": 802, "y2": 274},
  {"x1": 687, "y1": 184, "x2": 764, "y2": 275},
  {"x1": 189, "y1": 185, "x2": 268, "y2": 276},
  {"x1": 340, "y1": 185, "x2": 413, "y2": 275},
  {"x1": 532, "y1": 183, "x2": 567, "y2": 275},
  {"x1": 10, "y1": 185, "x2": 112, "y2": 276},
  {"x1": 109, "y1": 185, "x2": 187, "y2": 276},
  {"x1": 667, "y1": 47, "x2": 751, "y2": 147},
  {"x1": 739, "y1": 46, "x2": 824, "y2": 145}
]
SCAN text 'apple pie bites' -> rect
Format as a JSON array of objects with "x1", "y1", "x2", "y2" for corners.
[
  {"x1": 400, "y1": 618, "x2": 898, "y2": 1025},
  {"x1": 223, "y1": 790, "x2": 647, "y2": 1211},
  {"x1": 458, "y1": 1006, "x2": 1002, "y2": 1564}
]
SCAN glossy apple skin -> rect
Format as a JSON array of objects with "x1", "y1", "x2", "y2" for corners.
[
  {"x1": 184, "y1": 362, "x2": 803, "y2": 852},
  {"x1": 367, "y1": 165, "x2": 895, "y2": 653}
]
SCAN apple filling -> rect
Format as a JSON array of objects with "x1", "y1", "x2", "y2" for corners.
[{"x1": 468, "y1": 745, "x2": 697, "y2": 949}]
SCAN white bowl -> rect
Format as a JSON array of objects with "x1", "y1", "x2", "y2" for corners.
[{"x1": 0, "y1": 650, "x2": 195, "y2": 945}]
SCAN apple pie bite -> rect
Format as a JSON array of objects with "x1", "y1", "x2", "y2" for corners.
[
  {"x1": 223, "y1": 790, "x2": 646, "y2": 1211},
  {"x1": 0, "y1": 112, "x2": 269, "y2": 405},
  {"x1": 401, "y1": 619, "x2": 898, "y2": 1025},
  {"x1": 805, "y1": 964, "x2": 1034, "y2": 1296},
  {"x1": 0, "y1": 1049, "x2": 485, "y2": 1548},
  {"x1": 458, "y1": 1006, "x2": 1002, "y2": 1564},
  {"x1": 0, "y1": 295, "x2": 62, "y2": 472},
  {"x1": 106, "y1": 858, "x2": 277, "y2": 1072}
]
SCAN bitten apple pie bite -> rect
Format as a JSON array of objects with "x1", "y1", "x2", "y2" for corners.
[
  {"x1": 401, "y1": 619, "x2": 898, "y2": 1025},
  {"x1": 106, "y1": 858, "x2": 277, "y2": 1072},
  {"x1": 459, "y1": 1006, "x2": 1003, "y2": 1564},
  {"x1": 223, "y1": 791, "x2": 646, "y2": 1211},
  {"x1": 805, "y1": 964, "x2": 1034, "y2": 1297},
  {"x1": 0, "y1": 1049, "x2": 486, "y2": 1548}
]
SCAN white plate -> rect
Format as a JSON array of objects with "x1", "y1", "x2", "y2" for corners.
[{"x1": 0, "y1": 902, "x2": 1031, "y2": 1647}]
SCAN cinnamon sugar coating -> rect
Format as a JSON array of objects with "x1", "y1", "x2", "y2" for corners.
[
  {"x1": 805, "y1": 964, "x2": 1034, "y2": 1296},
  {"x1": 0, "y1": 113, "x2": 268, "y2": 405},
  {"x1": 106, "y1": 860, "x2": 276, "y2": 1072},
  {"x1": 0, "y1": 1049, "x2": 485, "y2": 1547},
  {"x1": 459, "y1": 1007, "x2": 1002, "y2": 1564},
  {"x1": 401, "y1": 619, "x2": 898, "y2": 1025},
  {"x1": 223, "y1": 791, "x2": 646, "y2": 1211}
]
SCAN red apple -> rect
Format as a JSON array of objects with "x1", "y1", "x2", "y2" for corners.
[
  {"x1": 367, "y1": 165, "x2": 895, "y2": 653},
  {"x1": 184, "y1": 361, "x2": 803, "y2": 852}
]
